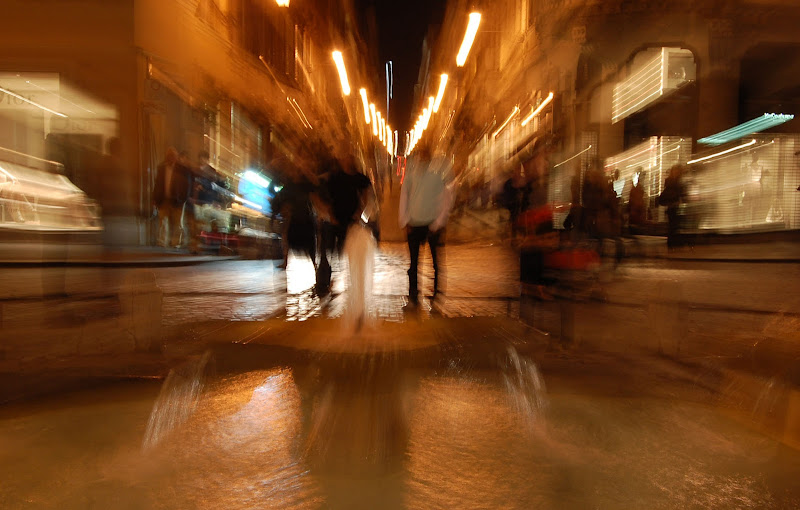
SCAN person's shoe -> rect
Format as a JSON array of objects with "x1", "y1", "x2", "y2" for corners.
[{"x1": 403, "y1": 298, "x2": 419, "y2": 312}]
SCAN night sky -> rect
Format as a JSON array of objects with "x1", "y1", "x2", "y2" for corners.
[{"x1": 356, "y1": 0, "x2": 447, "y2": 133}]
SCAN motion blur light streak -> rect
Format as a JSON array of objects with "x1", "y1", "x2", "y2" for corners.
[
  {"x1": 287, "y1": 97, "x2": 312, "y2": 129},
  {"x1": 553, "y1": 145, "x2": 593, "y2": 168},
  {"x1": 359, "y1": 88, "x2": 370, "y2": 124},
  {"x1": 698, "y1": 114, "x2": 795, "y2": 146},
  {"x1": 433, "y1": 74, "x2": 448, "y2": 112},
  {"x1": 234, "y1": 195, "x2": 263, "y2": 210},
  {"x1": 456, "y1": 13, "x2": 482, "y2": 67},
  {"x1": 204, "y1": 134, "x2": 242, "y2": 160},
  {"x1": 520, "y1": 92, "x2": 553, "y2": 126},
  {"x1": 291, "y1": 98, "x2": 312, "y2": 129},
  {"x1": 0, "y1": 145, "x2": 64, "y2": 169},
  {"x1": 24, "y1": 80, "x2": 96, "y2": 115},
  {"x1": 242, "y1": 170, "x2": 270, "y2": 189},
  {"x1": 493, "y1": 106, "x2": 520, "y2": 138},
  {"x1": 331, "y1": 51, "x2": 350, "y2": 96},
  {"x1": 0, "y1": 164, "x2": 16, "y2": 182},
  {"x1": 0, "y1": 85, "x2": 68, "y2": 118},
  {"x1": 688, "y1": 139, "x2": 757, "y2": 165},
  {"x1": 369, "y1": 103, "x2": 378, "y2": 135}
]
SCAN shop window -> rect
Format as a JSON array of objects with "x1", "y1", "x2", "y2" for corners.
[{"x1": 0, "y1": 72, "x2": 116, "y2": 230}]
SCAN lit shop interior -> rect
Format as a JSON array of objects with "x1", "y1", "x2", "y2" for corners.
[{"x1": 0, "y1": 72, "x2": 111, "y2": 232}]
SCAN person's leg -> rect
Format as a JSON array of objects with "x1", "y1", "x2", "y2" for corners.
[
  {"x1": 316, "y1": 222, "x2": 334, "y2": 296},
  {"x1": 407, "y1": 226, "x2": 425, "y2": 304},
  {"x1": 157, "y1": 204, "x2": 169, "y2": 247},
  {"x1": 187, "y1": 203, "x2": 200, "y2": 254},
  {"x1": 667, "y1": 207, "x2": 679, "y2": 250},
  {"x1": 428, "y1": 227, "x2": 444, "y2": 299},
  {"x1": 169, "y1": 203, "x2": 184, "y2": 248}
]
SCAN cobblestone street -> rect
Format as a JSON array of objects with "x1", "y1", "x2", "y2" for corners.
[
  {"x1": 2, "y1": 241, "x2": 799, "y2": 330},
  {"x1": 158, "y1": 240, "x2": 522, "y2": 326}
]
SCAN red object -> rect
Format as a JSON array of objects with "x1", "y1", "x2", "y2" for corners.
[
  {"x1": 517, "y1": 204, "x2": 554, "y2": 228},
  {"x1": 199, "y1": 231, "x2": 239, "y2": 248},
  {"x1": 544, "y1": 249, "x2": 600, "y2": 271}
]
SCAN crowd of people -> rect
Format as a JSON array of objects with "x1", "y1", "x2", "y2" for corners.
[{"x1": 269, "y1": 142, "x2": 453, "y2": 316}]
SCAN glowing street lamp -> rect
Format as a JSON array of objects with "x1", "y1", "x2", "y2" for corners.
[
  {"x1": 521, "y1": 92, "x2": 554, "y2": 126},
  {"x1": 456, "y1": 13, "x2": 481, "y2": 67},
  {"x1": 433, "y1": 74, "x2": 448, "y2": 113},
  {"x1": 369, "y1": 104, "x2": 378, "y2": 136},
  {"x1": 359, "y1": 88, "x2": 370, "y2": 124},
  {"x1": 332, "y1": 51, "x2": 350, "y2": 96}
]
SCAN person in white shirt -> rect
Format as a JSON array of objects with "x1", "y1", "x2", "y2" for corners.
[{"x1": 399, "y1": 143, "x2": 454, "y2": 308}]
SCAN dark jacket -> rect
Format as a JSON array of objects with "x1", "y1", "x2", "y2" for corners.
[{"x1": 154, "y1": 162, "x2": 192, "y2": 207}]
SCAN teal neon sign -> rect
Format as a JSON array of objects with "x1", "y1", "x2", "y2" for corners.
[{"x1": 698, "y1": 113, "x2": 794, "y2": 146}]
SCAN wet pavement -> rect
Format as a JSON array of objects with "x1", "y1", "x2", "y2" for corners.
[
  {"x1": 1, "y1": 319, "x2": 799, "y2": 509},
  {"x1": 2, "y1": 240, "x2": 800, "y2": 508}
]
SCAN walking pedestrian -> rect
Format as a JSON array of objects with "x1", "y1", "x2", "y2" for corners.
[
  {"x1": 628, "y1": 169, "x2": 647, "y2": 233},
  {"x1": 271, "y1": 162, "x2": 318, "y2": 269},
  {"x1": 153, "y1": 147, "x2": 192, "y2": 249},
  {"x1": 499, "y1": 163, "x2": 532, "y2": 242},
  {"x1": 659, "y1": 165, "x2": 685, "y2": 250},
  {"x1": 315, "y1": 152, "x2": 372, "y2": 297},
  {"x1": 399, "y1": 143, "x2": 453, "y2": 309}
]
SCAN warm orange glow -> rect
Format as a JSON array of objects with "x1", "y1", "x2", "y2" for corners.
[
  {"x1": 521, "y1": 92, "x2": 554, "y2": 126},
  {"x1": 359, "y1": 88, "x2": 370, "y2": 124},
  {"x1": 456, "y1": 13, "x2": 481, "y2": 67},
  {"x1": 433, "y1": 74, "x2": 448, "y2": 113},
  {"x1": 370, "y1": 104, "x2": 378, "y2": 136},
  {"x1": 332, "y1": 51, "x2": 350, "y2": 96}
]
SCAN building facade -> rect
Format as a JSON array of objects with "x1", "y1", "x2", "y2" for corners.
[
  {"x1": 0, "y1": 0, "x2": 378, "y2": 246},
  {"x1": 416, "y1": 0, "x2": 800, "y2": 233}
]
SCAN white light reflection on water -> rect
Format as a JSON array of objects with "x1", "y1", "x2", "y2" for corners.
[
  {"x1": 141, "y1": 368, "x2": 322, "y2": 509},
  {"x1": 143, "y1": 351, "x2": 212, "y2": 450},
  {"x1": 2, "y1": 343, "x2": 800, "y2": 508}
]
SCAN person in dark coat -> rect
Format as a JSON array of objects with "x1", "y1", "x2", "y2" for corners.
[
  {"x1": 659, "y1": 165, "x2": 685, "y2": 250},
  {"x1": 499, "y1": 164, "x2": 532, "y2": 241},
  {"x1": 153, "y1": 147, "x2": 192, "y2": 248},
  {"x1": 315, "y1": 153, "x2": 372, "y2": 297},
  {"x1": 628, "y1": 170, "x2": 647, "y2": 233},
  {"x1": 271, "y1": 167, "x2": 317, "y2": 269}
]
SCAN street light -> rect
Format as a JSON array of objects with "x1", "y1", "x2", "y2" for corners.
[
  {"x1": 332, "y1": 51, "x2": 350, "y2": 96},
  {"x1": 433, "y1": 74, "x2": 448, "y2": 113},
  {"x1": 359, "y1": 88, "x2": 370, "y2": 124},
  {"x1": 370, "y1": 104, "x2": 378, "y2": 136},
  {"x1": 521, "y1": 92, "x2": 554, "y2": 126},
  {"x1": 456, "y1": 13, "x2": 481, "y2": 67}
]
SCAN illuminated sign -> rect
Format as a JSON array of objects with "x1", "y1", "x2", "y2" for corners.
[
  {"x1": 612, "y1": 47, "x2": 694, "y2": 123},
  {"x1": 698, "y1": 114, "x2": 794, "y2": 146}
]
